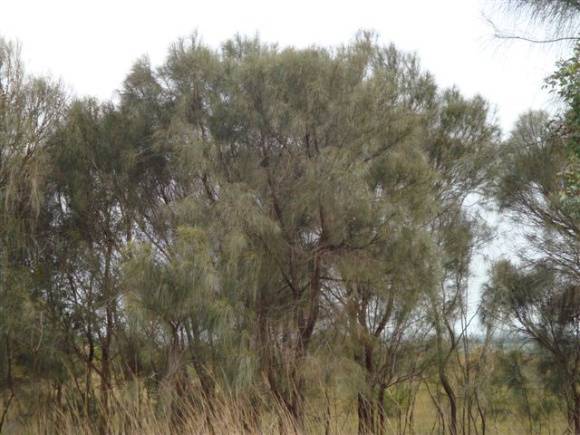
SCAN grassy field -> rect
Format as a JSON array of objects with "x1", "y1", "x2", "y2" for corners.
[{"x1": 3, "y1": 381, "x2": 568, "y2": 434}]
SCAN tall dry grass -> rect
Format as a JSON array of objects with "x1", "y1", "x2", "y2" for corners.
[{"x1": 3, "y1": 381, "x2": 568, "y2": 434}]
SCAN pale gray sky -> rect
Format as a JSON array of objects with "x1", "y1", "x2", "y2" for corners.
[
  {"x1": 0, "y1": 0, "x2": 568, "y2": 133},
  {"x1": 0, "y1": 0, "x2": 570, "y2": 328}
]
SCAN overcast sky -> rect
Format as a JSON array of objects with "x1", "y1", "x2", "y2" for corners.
[
  {"x1": 1, "y1": 0, "x2": 570, "y2": 133},
  {"x1": 1, "y1": 0, "x2": 572, "y2": 328}
]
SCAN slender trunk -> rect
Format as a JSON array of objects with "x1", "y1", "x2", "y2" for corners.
[
  {"x1": 56, "y1": 382, "x2": 62, "y2": 408},
  {"x1": 357, "y1": 338, "x2": 374, "y2": 435},
  {"x1": 169, "y1": 324, "x2": 190, "y2": 430},
  {"x1": 377, "y1": 385, "x2": 386, "y2": 435},
  {"x1": 324, "y1": 389, "x2": 332, "y2": 435},
  {"x1": 287, "y1": 250, "x2": 322, "y2": 429},
  {"x1": 476, "y1": 394, "x2": 486, "y2": 435},
  {"x1": 358, "y1": 392, "x2": 374, "y2": 435},
  {"x1": 100, "y1": 241, "x2": 115, "y2": 416},
  {"x1": 85, "y1": 317, "x2": 94, "y2": 416},
  {"x1": 184, "y1": 323, "x2": 215, "y2": 409},
  {"x1": 0, "y1": 391, "x2": 14, "y2": 434},
  {"x1": 404, "y1": 384, "x2": 418, "y2": 435},
  {"x1": 570, "y1": 385, "x2": 580, "y2": 435},
  {"x1": 285, "y1": 353, "x2": 306, "y2": 432},
  {"x1": 522, "y1": 384, "x2": 534, "y2": 435},
  {"x1": 425, "y1": 380, "x2": 446, "y2": 434},
  {"x1": 439, "y1": 369, "x2": 457, "y2": 435},
  {"x1": 100, "y1": 342, "x2": 110, "y2": 409},
  {"x1": 0, "y1": 340, "x2": 15, "y2": 434}
]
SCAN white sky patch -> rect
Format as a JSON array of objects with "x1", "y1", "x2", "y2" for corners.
[{"x1": 0, "y1": 0, "x2": 567, "y2": 133}]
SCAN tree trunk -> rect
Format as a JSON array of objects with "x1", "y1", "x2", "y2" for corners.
[
  {"x1": 570, "y1": 385, "x2": 580, "y2": 435},
  {"x1": 358, "y1": 392, "x2": 374, "y2": 435},
  {"x1": 377, "y1": 385, "x2": 386, "y2": 435},
  {"x1": 475, "y1": 391, "x2": 486, "y2": 435},
  {"x1": 439, "y1": 369, "x2": 457, "y2": 435},
  {"x1": 186, "y1": 334, "x2": 215, "y2": 409},
  {"x1": 357, "y1": 341, "x2": 375, "y2": 435},
  {"x1": 100, "y1": 240, "x2": 115, "y2": 419},
  {"x1": 285, "y1": 250, "x2": 322, "y2": 429},
  {"x1": 0, "y1": 340, "x2": 15, "y2": 434}
]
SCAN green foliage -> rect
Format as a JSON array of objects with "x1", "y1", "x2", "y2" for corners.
[
  {"x1": 546, "y1": 44, "x2": 580, "y2": 219},
  {"x1": 0, "y1": 31, "x2": 573, "y2": 435}
]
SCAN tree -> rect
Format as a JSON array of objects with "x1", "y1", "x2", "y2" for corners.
[
  {"x1": 485, "y1": 53, "x2": 579, "y2": 432},
  {"x1": 547, "y1": 44, "x2": 580, "y2": 220},
  {"x1": 3, "y1": 30, "x2": 565, "y2": 434},
  {"x1": 487, "y1": 0, "x2": 580, "y2": 44},
  {"x1": 0, "y1": 36, "x2": 65, "y2": 431},
  {"x1": 483, "y1": 260, "x2": 579, "y2": 433},
  {"x1": 421, "y1": 87, "x2": 498, "y2": 435},
  {"x1": 483, "y1": 4, "x2": 579, "y2": 428}
]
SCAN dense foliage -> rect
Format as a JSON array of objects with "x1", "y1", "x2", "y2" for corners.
[{"x1": 0, "y1": 28, "x2": 577, "y2": 435}]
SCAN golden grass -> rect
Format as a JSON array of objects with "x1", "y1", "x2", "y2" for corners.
[{"x1": 2, "y1": 383, "x2": 568, "y2": 434}]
